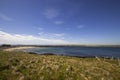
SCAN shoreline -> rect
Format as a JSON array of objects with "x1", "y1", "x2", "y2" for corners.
[
  {"x1": 4, "y1": 46, "x2": 37, "y2": 51},
  {"x1": 2, "y1": 46, "x2": 119, "y2": 59},
  {"x1": 1, "y1": 46, "x2": 119, "y2": 59}
]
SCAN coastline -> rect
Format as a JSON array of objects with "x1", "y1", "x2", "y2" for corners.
[
  {"x1": 2, "y1": 46, "x2": 119, "y2": 59},
  {"x1": 4, "y1": 46, "x2": 36, "y2": 51}
]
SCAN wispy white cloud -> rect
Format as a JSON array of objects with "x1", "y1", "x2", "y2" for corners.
[
  {"x1": 54, "y1": 21, "x2": 64, "y2": 25},
  {"x1": 0, "y1": 13, "x2": 12, "y2": 21},
  {"x1": 0, "y1": 31, "x2": 69, "y2": 45},
  {"x1": 77, "y1": 25, "x2": 84, "y2": 29},
  {"x1": 53, "y1": 33, "x2": 64, "y2": 37},
  {"x1": 43, "y1": 8, "x2": 59, "y2": 19},
  {"x1": 38, "y1": 32, "x2": 65, "y2": 39}
]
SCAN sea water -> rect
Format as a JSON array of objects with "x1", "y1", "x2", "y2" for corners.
[{"x1": 20, "y1": 46, "x2": 120, "y2": 58}]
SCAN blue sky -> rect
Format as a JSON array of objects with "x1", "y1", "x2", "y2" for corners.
[{"x1": 0, "y1": 0, "x2": 120, "y2": 45}]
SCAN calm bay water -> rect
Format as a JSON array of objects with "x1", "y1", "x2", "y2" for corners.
[{"x1": 20, "y1": 46, "x2": 120, "y2": 58}]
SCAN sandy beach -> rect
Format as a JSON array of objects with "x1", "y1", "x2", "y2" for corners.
[{"x1": 4, "y1": 46, "x2": 36, "y2": 51}]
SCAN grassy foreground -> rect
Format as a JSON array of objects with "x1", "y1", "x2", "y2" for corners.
[{"x1": 0, "y1": 51, "x2": 120, "y2": 80}]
